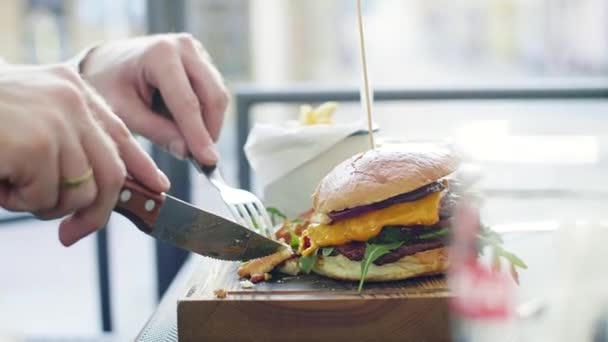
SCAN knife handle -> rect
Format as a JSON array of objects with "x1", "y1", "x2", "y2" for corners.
[{"x1": 113, "y1": 179, "x2": 165, "y2": 234}]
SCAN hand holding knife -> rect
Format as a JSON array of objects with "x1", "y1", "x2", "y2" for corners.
[
  {"x1": 113, "y1": 178, "x2": 284, "y2": 261},
  {"x1": 111, "y1": 92, "x2": 283, "y2": 262}
]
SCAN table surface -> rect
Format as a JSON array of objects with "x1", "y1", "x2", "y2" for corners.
[
  {"x1": 135, "y1": 255, "x2": 197, "y2": 342},
  {"x1": 135, "y1": 226, "x2": 556, "y2": 341}
]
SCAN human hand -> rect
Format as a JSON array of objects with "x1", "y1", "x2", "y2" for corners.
[
  {"x1": 0, "y1": 64, "x2": 170, "y2": 246},
  {"x1": 81, "y1": 33, "x2": 229, "y2": 165}
]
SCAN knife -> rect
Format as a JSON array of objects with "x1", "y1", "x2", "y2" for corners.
[{"x1": 113, "y1": 179, "x2": 285, "y2": 261}]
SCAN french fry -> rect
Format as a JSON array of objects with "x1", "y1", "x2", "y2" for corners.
[
  {"x1": 299, "y1": 102, "x2": 339, "y2": 125},
  {"x1": 315, "y1": 102, "x2": 338, "y2": 123}
]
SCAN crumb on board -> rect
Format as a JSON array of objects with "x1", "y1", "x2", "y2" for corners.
[
  {"x1": 239, "y1": 280, "x2": 255, "y2": 289},
  {"x1": 214, "y1": 289, "x2": 227, "y2": 299}
]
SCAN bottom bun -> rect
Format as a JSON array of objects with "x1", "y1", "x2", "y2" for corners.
[{"x1": 312, "y1": 247, "x2": 449, "y2": 282}]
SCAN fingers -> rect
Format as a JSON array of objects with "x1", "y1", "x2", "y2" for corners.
[
  {"x1": 1, "y1": 131, "x2": 60, "y2": 212},
  {"x1": 181, "y1": 40, "x2": 228, "y2": 143},
  {"x1": 58, "y1": 83, "x2": 173, "y2": 246},
  {"x1": 59, "y1": 84, "x2": 171, "y2": 246},
  {"x1": 84, "y1": 84, "x2": 170, "y2": 193},
  {"x1": 58, "y1": 120, "x2": 125, "y2": 247},
  {"x1": 126, "y1": 95, "x2": 188, "y2": 158},
  {"x1": 143, "y1": 42, "x2": 219, "y2": 165},
  {"x1": 35, "y1": 132, "x2": 97, "y2": 220}
]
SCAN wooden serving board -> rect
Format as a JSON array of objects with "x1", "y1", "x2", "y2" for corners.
[{"x1": 177, "y1": 257, "x2": 451, "y2": 342}]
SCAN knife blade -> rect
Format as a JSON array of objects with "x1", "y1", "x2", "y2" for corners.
[{"x1": 113, "y1": 179, "x2": 285, "y2": 261}]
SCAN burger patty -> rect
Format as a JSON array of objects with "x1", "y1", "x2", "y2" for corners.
[
  {"x1": 329, "y1": 183, "x2": 458, "y2": 223},
  {"x1": 333, "y1": 239, "x2": 444, "y2": 266},
  {"x1": 439, "y1": 190, "x2": 458, "y2": 219},
  {"x1": 328, "y1": 181, "x2": 446, "y2": 222}
]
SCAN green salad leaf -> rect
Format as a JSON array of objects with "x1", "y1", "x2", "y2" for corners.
[
  {"x1": 299, "y1": 248, "x2": 335, "y2": 274},
  {"x1": 367, "y1": 226, "x2": 409, "y2": 244},
  {"x1": 289, "y1": 231, "x2": 300, "y2": 249},
  {"x1": 321, "y1": 247, "x2": 335, "y2": 257},
  {"x1": 477, "y1": 225, "x2": 503, "y2": 247},
  {"x1": 419, "y1": 227, "x2": 450, "y2": 240},
  {"x1": 369, "y1": 226, "x2": 450, "y2": 244},
  {"x1": 476, "y1": 225, "x2": 527, "y2": 284},
  {"x1": 477, "y1": 226, "x2": 526, "y2": 269},
  {"x1": 299, "y1": 253, "x2": 317, "y2": 274},
  {"x1": 266, "y1": 207, "x2": 287, "y2": 226},
  {"x1": 493, "y1": 244, "x2": 528, "y2": 269},
  {"x1": 358, "y1": 242, "x2": 403, "y2": 292}
]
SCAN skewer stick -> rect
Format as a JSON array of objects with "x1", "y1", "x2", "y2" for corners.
[{"x1": 357, "y1": 0, "x2": 375, "y2": 149}]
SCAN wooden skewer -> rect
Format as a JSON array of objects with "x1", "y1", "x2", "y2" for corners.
[{"x1": 357, "y1": 0, "x2": 375, "y2": 149}]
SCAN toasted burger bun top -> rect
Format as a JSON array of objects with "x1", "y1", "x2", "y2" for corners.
[{"x1": 312, "y1": 143, "x2": 459, "y2": 214}]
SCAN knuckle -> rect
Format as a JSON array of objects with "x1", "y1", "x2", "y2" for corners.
[
  {"x1": 28, "y1": 128, "x2": 54, "y2": 155},
  {"x1": 176, "y1": 32, "x2": 195, "y2": 45},
  {"x1": 44, "y1": 109, "x2": 69, "y2": 133},
  {"x1": 193, "y1": 39, "x2": 204, "y2": 51},
  {"x1": 148, "y1": 38, "x2": 175, "y2": 57},
  {"x1": 51, "y1": 64, "x2": 81, "y2": 84},
  {"x1": 107, "y1": 163, "x2": 126, "y2": 191},
  {"x1": 210, "y1": 89, "x2": 230, "y2": 113},
  {"x1": 183, "y1": 95, "x2": 202, "y2": 114},
  {"x1": 54, "y1": 83, "x2": 86, "y2": 110},
  {"x1": 108, "y1": 118, "x2": 132, "y2": 145}
]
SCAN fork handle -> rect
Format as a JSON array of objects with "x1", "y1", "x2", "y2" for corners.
[
  {"x1": 200, "y1": 163, "x2": 229, "y2": 191},
  {"x1": 113, "y1": 178, "x2": 165, "y2": 234},
  {"x1": 199, "y1": 164, "x2": 217, "y2": 175}
]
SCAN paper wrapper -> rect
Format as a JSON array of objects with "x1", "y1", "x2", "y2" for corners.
[
  {"x1": 244, "y1": 120, "x2": 372, "y2": 217},
  {"x1": 245, "y1": 120, "x2": 368, "y2": 190}
]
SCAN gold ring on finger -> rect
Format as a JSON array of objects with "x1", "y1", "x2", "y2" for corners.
[{"x1": 61, "y1": 167, "x2": 94, "y2": 189}]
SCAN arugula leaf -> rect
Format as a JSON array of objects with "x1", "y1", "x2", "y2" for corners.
[
  {"x1": 299, "y1": 253, "x2": 317, "y2": 274},
  {"x1": 419, "y1": 227, "x2": 450, "y2": 240},
  {"x1": 494, "y1": 244, "x2": 528, "y2": 269},
  {"x1": 368, "y1": 226, "x2": 409, "y2": 244},
  {"x1": 289, "y1": 231, "x2": 300, "y2": 249},
  {"x1": 369, "y1": 226, "x2": 450, "y2": 244},
  {"x1": 479, "y1": 225, "x2": 503, "y2": 244},
  {"x1": 475, "y1": 225, "x2": 527, "y2": 284},
  {"x1": 321, "y1": 247, "x2": 334, "y2": 257},
  {"x1": 266, "y1": 207, "x2": 287, "y2": 226},
  {"x1": 358, "y1": 242, "x2": 403, "y2": 292},
  {"x1": 476, "y1": 233, "x2": 527, "y2": 269},
  {"x1": 292, "y1": 218, "x2": 304, "y2": 224}
]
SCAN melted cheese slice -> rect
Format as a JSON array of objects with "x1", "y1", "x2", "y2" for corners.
[{"x1": 300, "y1": 191, "x2": 442, "y2": 256}]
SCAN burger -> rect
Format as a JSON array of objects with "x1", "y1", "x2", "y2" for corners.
[
  {"x1": 238, "y1": 143, "x2": 525, "y2": 289},
  {"x1": 298, "y1": 143, "x2": 459, "y2": 288}
]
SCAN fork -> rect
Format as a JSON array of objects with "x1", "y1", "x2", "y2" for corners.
[
  {"x1": 150, "y1": 93, "x2": 274, "y2": 237},
  {"x1": 195, "y1": 162, "x2": 274, "y2": 238}
]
